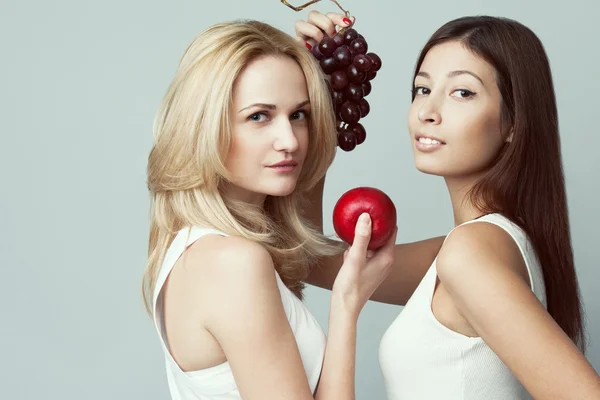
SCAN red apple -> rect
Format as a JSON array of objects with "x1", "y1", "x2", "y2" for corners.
[{"x1": 332, "y1": 187, "x2": 397, "y2": 250}]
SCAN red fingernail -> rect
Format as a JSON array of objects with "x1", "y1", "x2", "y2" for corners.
[
  {"x1": 305, "y1": 42, "x2": 312, "y2": 50},
  {"x1": 343, "y1": 17, "x2": 352, "y2": 25}
]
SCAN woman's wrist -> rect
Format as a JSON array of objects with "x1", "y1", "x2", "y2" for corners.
[{"x1": 330, "y1": 290, "x2": 361, "y2": 322}]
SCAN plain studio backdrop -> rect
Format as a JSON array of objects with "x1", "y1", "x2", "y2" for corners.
[{"x1": 1, "y1": 0, "x2": 598, "y2": 398}]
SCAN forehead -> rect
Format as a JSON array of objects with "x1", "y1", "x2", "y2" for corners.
[
  {"x1": 232, "y1": 55, "x2": 308, "y2": 105},
  {"x1": 418, "y1": 41, "x2": 497, "y2": 82}
]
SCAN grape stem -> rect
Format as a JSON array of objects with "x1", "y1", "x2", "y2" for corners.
[{"x1": 280, "y1": 0, "x2": 351, "y2": 19}]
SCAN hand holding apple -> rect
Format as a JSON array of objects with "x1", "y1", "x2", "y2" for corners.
[{"x1": 332, "y1": 187, "x2": 397, "y2": 250}]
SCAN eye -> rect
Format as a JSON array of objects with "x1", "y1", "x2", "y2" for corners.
[
  {"x1": 248, "y1": 112, "x2": 268, "y2": 122},
  {"x1": 451, "y1": 89, "x2": 476, "y2": 99},
  {"x1": 413, "y1": 86, "x2": 430, "y2": 96},
  {"x1": 291, "y1": 110, "x2": 309, "y2": 120}
]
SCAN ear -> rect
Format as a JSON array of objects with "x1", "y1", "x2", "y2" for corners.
[{"x1": 505, "y1": 127, "x2": 514, "y2": 143}]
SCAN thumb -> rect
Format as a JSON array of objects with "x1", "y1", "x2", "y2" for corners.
[{"x1": 347, "y1": 213, "x2": 372, "y2": 259}]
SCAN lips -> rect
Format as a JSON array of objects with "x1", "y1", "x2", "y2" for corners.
[{"x1": 267, "y1": 160, "x2": 298, "y2": 168}]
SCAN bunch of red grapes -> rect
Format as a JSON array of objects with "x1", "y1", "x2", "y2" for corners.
[{"x1": 311, "y1": 26, "x2": 382, "y2": 152}]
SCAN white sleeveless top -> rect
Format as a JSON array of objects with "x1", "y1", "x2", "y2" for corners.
[
  {"x1": 379, "y1": 213, "x2": 546, "y2": 400},
  {"x1": 152, "y1": 226, "x2": 326, "y2": 399}
]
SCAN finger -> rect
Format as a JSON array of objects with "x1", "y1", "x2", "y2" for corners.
[
  {"x1": 324, "y1": 12, "x2": 355, "y2": 31},
  {"x1": 343, "y1": 248, "x2": 349, "y2": 261},
  {"x1": 347, "y1": 213, "x2": 372, "y2": 260},
  {"x1": 295, "y1": 19, "x2": 326, "y2": 44},
  {"x1": 369, "y1": 226, "x2": 397, "y2": 266},
  {"x1": 366, "y1": 250, "x2": 375, "y2": 258},
  {"x1": 296, "y1": 36, "x2": 317, "y2": 52},
  {"x1": 307, "y1": 10, "x2": 337, "y2": 37}
]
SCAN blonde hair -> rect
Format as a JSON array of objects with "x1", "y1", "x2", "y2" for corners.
[{"x1": 142, "y1": 20, "x2": 340, "y2": 314}]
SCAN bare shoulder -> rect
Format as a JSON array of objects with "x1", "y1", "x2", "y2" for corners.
[
  {"x1": 173, "y1": 234, "x2": 278, "y2": 313},
  {"x1": 436, "y1": 220, "x2": 530, "y2": 288},
  {"x1": 184, "y1": 235, "x2": 273, "y2": 279},
  {"x1": 185, "y1": 233, "x2": 274, "y2": 277}
]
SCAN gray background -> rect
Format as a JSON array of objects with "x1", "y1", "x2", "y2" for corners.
[{"x1": 1, "y1": 0, "x2": 598, "y2": 398}]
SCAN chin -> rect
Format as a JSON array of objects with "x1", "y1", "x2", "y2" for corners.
[
  {"x1": 264, "y1": 182, "x2": 298, "y2": 197},
  {"x1": 414, "y1": 157, "x2": 445, "y2": 176}
]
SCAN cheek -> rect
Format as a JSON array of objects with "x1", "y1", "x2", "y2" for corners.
[
  {"x1": 407, "y1": 101, "x2": 420, "y2": 132},
  {"x1": 225, "y1": 135, "x2": 256, "y2": 173},
  {"x1": 297, "y1": 126, "x2": 310, "y2": 154},
  {"x1": 454, "y1": 110, "x2": 504, "y2": 160}
]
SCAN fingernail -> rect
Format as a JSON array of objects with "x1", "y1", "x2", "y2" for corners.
[
  {"x1": 343, "y1": 17, "x2": 352, "y2": 25},
  {"x1": 358, "y1": 213, "x2": 370, "y2": 225},
  {"x1": 305, "y1": 42, "x2": 312, "y2": 50}
]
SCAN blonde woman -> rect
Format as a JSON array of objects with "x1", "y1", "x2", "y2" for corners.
[{"x1": 142, "y1": 20, "x2": 396, "y2": 400}]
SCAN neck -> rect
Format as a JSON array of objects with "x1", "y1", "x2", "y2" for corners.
[{"x1": 444, "y1": 173, "x2": 486, "y2": 226}]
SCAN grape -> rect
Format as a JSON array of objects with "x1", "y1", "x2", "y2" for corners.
[
  {"x1": 345, "y1": 83, "x2": 363, "y2": 102},
  {"x1": 343, "y1": 28, "x2": 359, "y2": 43},
  {"x1": 346, "y1": 64, "x2": 366, "y2": 83},
  {"x1": 340, "y1": 101, "x2": 361, "y2": 124},
  {"x1": 330, "y1": 70, "x2": 349, "y2": 91},
  {"x1": 361, "y1": 81, "x2": 372, "y2": 96},
  {"x1": 353, "y1": 54, "x2": 372, "y2": 72},
  {"x1": 320, "y1": 56, "x2": 338, "y2": 75},
  {"x1": 333, "y1": 33, "x2": 345, "y2": 47},
  {"x1": 333, "y1": 45, "x2": 353, "y2": 68},
  {"x1": 349, "y1": 37, "x2": 368, "y2": 55},
  {"x1": 310, "y1": 24, "x2": 382, "y2": 151},
  {"x1": 367, "y1": 52, "x2": 382, "y2": 71},
  {"x1": 337, "y1": 128, "x2": 357, "y2": 152},
  {"x1": 332, "y1": 91, "x2": 345, "y2": 108},
  {"x1": 358, "y1": 98, "x2": 370, "y2": 118},
  {"x1": 349, "y1": 123, "x2": 366, "y2": 145},
  {"x1": 366, "y1": 70, "x2": 377, "y2": 81},
  {"x1": 312, "y1": 44, "x2": 323, "y2": 60},
  {"x1": 318, "y1": 36, "x2": 338, "y2": 57}
]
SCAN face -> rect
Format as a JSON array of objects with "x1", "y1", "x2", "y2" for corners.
[
  {"x1": 408, "y1": 41, "x2": 509, "y2": 179},
  {"x1": 224, "y1": 55, "x2": 311, "y2": 205}
]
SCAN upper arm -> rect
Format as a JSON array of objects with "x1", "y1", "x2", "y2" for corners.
[
  {"x1": 306, "y1": 236, "x2": 444, "y2": 306},
  {"x1": 193, "y1": 237, "x2": 315, "y2": 400},
  {"x1": 436, "y1": 223, "x2": 600, "y2": 399},
  {"x1": 372, "y1": 236, "x2": 444, "y2": 305}
]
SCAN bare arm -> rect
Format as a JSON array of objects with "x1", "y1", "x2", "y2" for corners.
[
  {"x1": 308, "y1": 236, "x2": 443, "y2": 305},
  {"x1": 315, "y1": 214, "x2": 395, "y2": 398},
  {"x1": 436, "y1": 223, "x2": 600, "y2": 399}
]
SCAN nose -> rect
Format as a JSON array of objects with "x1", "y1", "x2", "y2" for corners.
[
  {"x1": 418, "y1": 97, "x2": 442, "y2": 125},
  {"x1": 273, "y1": 119, "x2": 299, "y2": 153}
]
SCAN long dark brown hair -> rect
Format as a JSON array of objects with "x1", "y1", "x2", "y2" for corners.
[{"x1": 412, "y1": 16, "x2": 586, "y2": 351}]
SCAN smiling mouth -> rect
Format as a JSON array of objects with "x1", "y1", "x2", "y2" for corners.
[
  {"x1": 418, "y1": 137, "x2": 443, "y2": 145},
  {"x1": 415, "y1": 134, "x2": 445, "y2": 145}
]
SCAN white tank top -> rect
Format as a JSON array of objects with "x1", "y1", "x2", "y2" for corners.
[
  {"x1": 379, "y1": 213, "x2": 546, "y2": 400},
  {"x1": 152, "y1": 226, "x2": 326, "y2": 399}
]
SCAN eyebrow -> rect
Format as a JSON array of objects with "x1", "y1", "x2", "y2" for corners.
[
  {"x1": 416, "y1": 70, "x2": 484, "y2": 85},
  {"x1": 238, "y1": 100, "x2": 310, "y2": 113}
]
